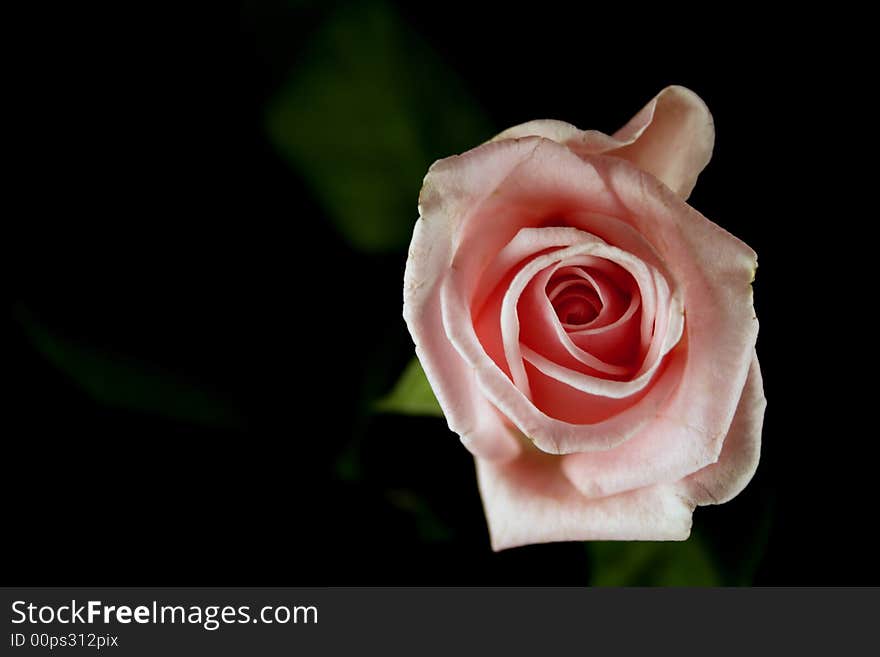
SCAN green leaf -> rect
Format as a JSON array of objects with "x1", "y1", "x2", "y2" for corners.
[
  {"x1": 264, "y1": 0, "x2": 492, "y2": 252},
  {"x1": 375, "y1": 357, "x2": 442, "y2": 417},
  {"x1": 588, "y1": 534, "x2": 721, "y2": 586},
  {"x1": 16, "y1": 307, "x2": 244, "y2": 428},
  {"x1": 385, "y1": 488, "x2": 453, "y2": 542}
]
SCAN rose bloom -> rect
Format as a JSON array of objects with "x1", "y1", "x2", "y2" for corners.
[{"x1": 403, "y1": 86, "x2": 765, "y2": 550}]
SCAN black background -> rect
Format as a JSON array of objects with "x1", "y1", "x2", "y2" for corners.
[{"x1": 7, "y1": 2, "x2": 875, "y2": 584}]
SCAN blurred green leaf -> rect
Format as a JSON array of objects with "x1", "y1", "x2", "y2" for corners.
[
  {"x1": 375, "y1": 357, "x2": 442, "y2": 417},
  {"x1": 265, "y1": 0, "x2": 492, "y2": 252},
  {"x1": 16, "y1": 307, "x2": 243, "y2": 428},
  {"x1": 386, "y1": 488, "x2": 453, "y2": 542},
  {"x1": 589, "y1": 534, "x2": 720, "y2": 586}
]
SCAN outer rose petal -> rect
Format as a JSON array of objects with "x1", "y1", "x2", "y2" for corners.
[
  {"x1": 476, "y1": 449, "x2": 693, "y2": 550},
  {"x1": 490, "y1": 85, "x2": 714, "y2": 199},
  {"x1": 682, "y1": 351, "x2": 766, "y2": 505},
  {"x1": 477, "y1": 354, "x2": 764, "y2": 550},
  {"x1": 405, "y1": 138, "x2": 557, "y2": 462},
  {"x1": 406, "y1": 233, "x2": 521, "y2": 462}
]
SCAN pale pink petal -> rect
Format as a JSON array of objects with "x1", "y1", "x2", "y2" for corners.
[
  {"x1": 598, "y1": 153, "x2": 758, "y2": 472},
  {"x1": 610, "y1": 86, "x2": 714, "y2": 199},
  {"x1": 409, "y1": 282, "x2": 521, "y2": 462},
  {"x1": 476, "y1": 448, "x2": 694, "y2": 551},
  {"x1": 682, "y1": 352, "x2": 766, "y2": 506},
  {"x1": 404, "y1": 139, "x2": 552, "y2": 462},
  {"x1": 491, "y1": 120, "x2": 622, "y2": 155},
  {"x1": 560, "y1": 192, "x2": 756, "y2": 498},
  {"x1": 490, "y1": 86, "x2": 714, "y2": 199},
  {"x1": 446, "y1": 141, "x2": 628, "y2": 316}
]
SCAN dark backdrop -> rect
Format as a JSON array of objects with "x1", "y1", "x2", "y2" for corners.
[{"x1": 7, "y1": 1, "x2": 875, "y2": 585}]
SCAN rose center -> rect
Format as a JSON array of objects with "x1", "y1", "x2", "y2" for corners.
[
  {"x1": 548, "y1": 278, "x2": 603, "y2": 326},
  {"x1": 555, "y1": 293, "x2": 600, "y2": 324}
]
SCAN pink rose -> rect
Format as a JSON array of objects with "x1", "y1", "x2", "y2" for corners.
[{"x1": 403, "y1": 86, "x2": 765, "y2": 550}]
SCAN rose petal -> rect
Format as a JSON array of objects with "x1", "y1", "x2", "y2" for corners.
[
  {"x1": 520, "y1": 265, "x2": 641, "y2": 380},
  {"x1": 560, "y1": 196, "x2": 756, "y2": 499},
  {"x1": 523, "y1": 359, "x2": 658, "y2": 425},
  {"x1": 476, "y1": 448, "x2": 694, "y2": 551},
  {"x1": 404, "y1": 139, "x2": 553, "y2": 462},
  {"x1": 547, "y1": 266, "x2": 627, "y2": 327},
  {"x1": 521, "y1": 264, "x2": 642, "y2": 371},
  {"x1": 558, "y1": 343, "x2": 747, "y2": 498},
  {"x1": 410, "y1": 280, "x2": 521, "y2": 462},
  {"x1": 610, "y1": 86, "x2": 714, "y2": 199},
  {"x1": 469, "y1": 144, "x2": 756, "y2": 469},
  {"x1": 466, "y1": 229, "x2": 673, "y2": 398},
  {"x1": 682, "y1": 351, "x2": 766, "y2": 506},
  {"x1": 445, "y1": 265, "x2": 679, "y2": 454},
  {"x1": 490, "y1": 85, "x2": 714, "y2": 199},
  {"x1": 491, "y1": 120, "x2": 622, "y2": 155},
  {"x1": 566, "y1": 293, "x2": 642, "y2": 363}
]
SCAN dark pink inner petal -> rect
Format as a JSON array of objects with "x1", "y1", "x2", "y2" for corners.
[
  {"x1": 546, "y1": 264, "x2": 632, "y2": 331},
  {"x1": 474, "y1": 249, "x2": 650, "y2": 403},
  {"x1": 467, "y1": 223, "x2": 683, "y2": 429},
  {"x1": 555, "y1": 293, "x2": 600, "y2": 325},
  {"x1": 520, "y1": 260, "x2": 644, "y2": 376},
  {"x1": 473, "y1": 266, "x2": 518, "y2": 383},
  {"x1": 525, "y1": 356, "x2": 662, "y2": 424}
]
